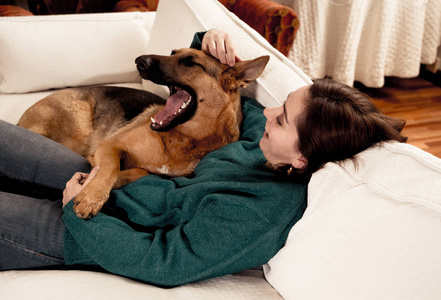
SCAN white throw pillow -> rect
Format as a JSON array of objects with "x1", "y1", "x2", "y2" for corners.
[
  {"x1": 264, "y1": 142, "x2": 441, "y2": 300},
  {"x1": 0, "y1": 12, "x2": 155, "y2": 94},
  {"x1": 144, "y1": 0, "x2": 312, "y2": 107}
]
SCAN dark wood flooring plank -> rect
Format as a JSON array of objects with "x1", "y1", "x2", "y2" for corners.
[{"x1": 356, "y1": 76, "x2": 441, "y2": 158}]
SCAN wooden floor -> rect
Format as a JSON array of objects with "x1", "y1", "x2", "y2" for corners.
[{"x1": 355, "y1": 73, "x2": 441, "y2": 159}]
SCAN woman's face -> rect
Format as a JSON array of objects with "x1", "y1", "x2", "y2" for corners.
[{"x1": 259, "y1": 85, "x2": 308, "y2": 169}]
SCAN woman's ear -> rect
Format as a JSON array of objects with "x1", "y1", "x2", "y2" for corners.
[{"x1": 292, "y1": 155, "x2": 308, "y2": 169}]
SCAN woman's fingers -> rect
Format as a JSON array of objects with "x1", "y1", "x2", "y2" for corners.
[
  {"x1": 202, "y1": 29, "x2": 239, "y2": 67},
  {"x1": 82, "y1": 166, "x2": 100, "y2": 187},
  {"x1": 62, "y1": 166, "x2": 100, "y2": 207}
]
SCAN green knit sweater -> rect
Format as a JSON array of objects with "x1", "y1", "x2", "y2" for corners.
[{"x1": 62, "y1": 33, "x2": 307, "y2": 287}]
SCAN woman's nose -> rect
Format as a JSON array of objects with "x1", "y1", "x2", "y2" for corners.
[{"x1": 263, "y1": 106, "x2": 279, "y2": 121}]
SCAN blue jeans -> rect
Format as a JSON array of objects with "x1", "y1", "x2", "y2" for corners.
[{"x1": 0, "y1": 120, "x2": 90, "y2": 270}]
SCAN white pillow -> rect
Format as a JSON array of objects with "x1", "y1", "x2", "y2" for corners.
[
  {"x1": 264, "y1": 142, "x2": 441, "y2": 300},
  {"x1": 144, "y1": 0, "x2": 312, "y2": 107},
  {"x1": 0, "y1": 12, "x2": 155, "y2": 94}
]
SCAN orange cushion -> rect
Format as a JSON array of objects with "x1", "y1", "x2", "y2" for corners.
[
  {"x1": 220, "y1": 0, "x2": 299, "y2": 56},
  {"x1": 113, "y1": 0, "x2": 159, "y2": 12},
  {"x1": 0, "y1": 5, "x2": 33, "y2": 16}
]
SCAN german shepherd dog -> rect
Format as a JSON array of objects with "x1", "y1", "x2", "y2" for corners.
[{"x1": 18, "y1": 48, "x2": 269, "y2": 218}]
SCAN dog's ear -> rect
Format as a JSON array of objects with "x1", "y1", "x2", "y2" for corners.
[{"x1": 226, "y1": 55, "x2": 270, "y2": 89}]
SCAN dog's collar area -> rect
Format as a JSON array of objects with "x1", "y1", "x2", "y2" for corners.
[{"x1": 150, "y1": 86, "x2": 196, "y2": 131}]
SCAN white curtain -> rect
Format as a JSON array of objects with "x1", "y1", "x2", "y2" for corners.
[{"x1": 274, "y1": 0, "x2": 441, "y2": 87}]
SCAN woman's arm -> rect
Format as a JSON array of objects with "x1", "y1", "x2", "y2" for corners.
[{"x1": 62, "y1": 184, "x2": 303, "y2": 286}]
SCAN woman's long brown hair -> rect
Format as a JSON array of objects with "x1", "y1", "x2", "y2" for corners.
[{"x1": 290, "y1": 78, "x2": 407, "y2": 180}]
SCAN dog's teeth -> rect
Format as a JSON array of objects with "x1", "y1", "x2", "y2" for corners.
[
  {"x1": 174, "y1": 112, "x2": 177, "y2": 115},
  {"x1": 181, "y1": 102, "x2": 187, "y2": 109},
  {"x1": 160, "y1": 121, "x2": 163, "y2": 125},
  {"x1": 151, "y1": 117, "x2": 156, "y2": 123},
  {"x1": 178, "y1": 108, "x2": 182, "y2": 113}
]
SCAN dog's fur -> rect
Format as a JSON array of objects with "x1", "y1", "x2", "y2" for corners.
[{"x1": 18, "y1": 48, "x2": 269, "y2": 218}]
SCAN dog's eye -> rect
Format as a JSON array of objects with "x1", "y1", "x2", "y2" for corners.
[
  {"x1": 180, "y1": 55, "x2": 196, "y2": 67},
  {"x1": 179, "y1": 55, "x2": 206, "y2": 71},
  {"x1": 171, "y1": 50, "x2": 177, "y2": 55}
]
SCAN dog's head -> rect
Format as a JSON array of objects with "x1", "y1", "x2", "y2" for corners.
[{"x1": 135, "y1": 48, "x2": 269, "y2": 133}]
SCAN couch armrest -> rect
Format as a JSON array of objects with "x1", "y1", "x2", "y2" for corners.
[{"x1": 219, "y1": 0, "x2": 299, "y2": 56}]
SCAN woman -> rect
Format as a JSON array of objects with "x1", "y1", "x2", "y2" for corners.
[{"x1": 0, "y1": 30, "x2": 406, "y2": 284}]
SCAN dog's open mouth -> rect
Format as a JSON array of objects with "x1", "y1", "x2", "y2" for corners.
[{"x1": 150, "y1": 86, "x2": 195, "y2": 131}]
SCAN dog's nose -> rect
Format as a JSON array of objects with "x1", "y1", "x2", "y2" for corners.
[{"x1": 135, "y1": 55, "x2": 152, "y2": 72}]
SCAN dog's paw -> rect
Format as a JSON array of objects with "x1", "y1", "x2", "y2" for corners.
[{"x1": 73, "y1": 186, "x2": 109, "y2": 219}]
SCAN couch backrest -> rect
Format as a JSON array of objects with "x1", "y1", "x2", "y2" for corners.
[{"x1": 145, "y1": 0, "x2": 311, "y2": 108}]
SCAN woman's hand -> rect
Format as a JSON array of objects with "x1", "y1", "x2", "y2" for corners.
[
  {"x1": 62, "y1": 166, "x2": 100, "y2": 207},
  {"x1": 201, "y1": 29, "x2": 241, "y2": 67}
]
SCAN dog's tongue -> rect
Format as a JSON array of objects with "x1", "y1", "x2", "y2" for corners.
[{"x1": 153, "y1": 89, "x2": 190, "y2": 125}]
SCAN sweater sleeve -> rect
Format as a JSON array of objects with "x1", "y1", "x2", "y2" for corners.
[
  {"x1": 189, "y1": 31, "x2": 206, "y2": 50},
  {"x1": 62, "y1": 183, "x2": 305, "y2": 286}
]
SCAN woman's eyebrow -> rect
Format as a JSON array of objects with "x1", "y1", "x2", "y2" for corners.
[
  {"x1": 283, "y1": 102, "x2": 289, "y2": 125},
  {"x1": 283, "y1": 92, "x2": 293, "y2": 125}
]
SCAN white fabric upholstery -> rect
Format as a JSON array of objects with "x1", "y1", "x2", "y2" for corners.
[
  {"x1": 0, "y1": 12, "x2": 154, "y2": 93},
  {"x1": 1, "y1": 269, "x2": 282, "y2": 300},
  {"x1": 264, "y1": 141, "x2": 441, "y2": 300}
]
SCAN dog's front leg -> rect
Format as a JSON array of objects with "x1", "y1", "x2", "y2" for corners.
[
  {"x1": 114, "y1": 168, "x2": 150, "y2": 189},
  {"x1": 73, "y1": 145, "x2": 121, "y2": 219}
]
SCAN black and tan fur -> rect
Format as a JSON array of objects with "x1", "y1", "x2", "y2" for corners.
[{"x1": 19, "y1": 48, "x2": 269, "y2": 218}]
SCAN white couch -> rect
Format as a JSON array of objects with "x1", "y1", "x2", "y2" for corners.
[{"x1": 1, "y1": 0, "x2": 441, "y2": 299}]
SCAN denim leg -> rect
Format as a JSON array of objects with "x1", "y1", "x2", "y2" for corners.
[
  {"x1": 0, "y1": 191, "x2": 65, "y2": 270},
  {"x1": 0, "y1": 120, "x2": 90, "y2": 270},
  {"x1": 0, "y1": 120, "x2": 90, "y2": 190}
]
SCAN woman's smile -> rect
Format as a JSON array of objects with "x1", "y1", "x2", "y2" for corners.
[{"x1": 263, "y1": 125, "x2": 269, "y2": 139}]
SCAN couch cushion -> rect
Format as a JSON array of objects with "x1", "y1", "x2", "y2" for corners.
[
  {"x1": 264, "y1": 141, "x2": 441, "y2": 299},
  {"x1": 143, "y1": 0, "x2": 311, "y2": 107},
  {"x1": 0, "y1": 12, "x2": 155, "y2": 94}
]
